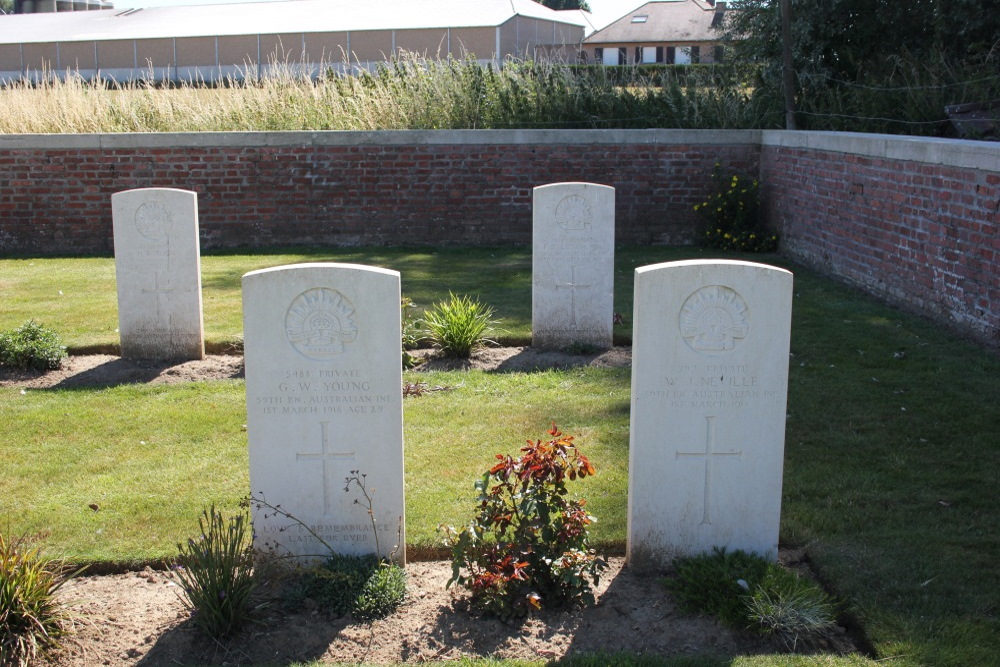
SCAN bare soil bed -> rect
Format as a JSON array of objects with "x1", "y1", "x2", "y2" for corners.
[
  {"x1": 3, "y1": 348, "x2": 860, "y2": 665},
  {"x1": 55, "y1": 554, "x2": 855, "y2": 667},
  {"x1": 0, "y1": 346, "x2": 633, "y2": 390}
]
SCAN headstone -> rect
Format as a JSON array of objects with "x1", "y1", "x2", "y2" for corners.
[
  {"x1": 532, "y1": 182, "x2": 615, "y2": 349},
  {"x1": 627, "y1": 260, "x2": 793, "y2": 568},
  {"x1": 111, "y1": 188, "x2": 204, "y2": 360},
  {"x1": 242, "y1": 263, "x2": 405, "y2": 563}
]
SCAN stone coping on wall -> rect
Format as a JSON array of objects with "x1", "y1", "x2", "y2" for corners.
[
  {"x1": 761, "y1": 130, "x2": 999, "y2": 172},
  {"x1": 4, "y1": 129, "x2": 995, "y2": 173},
  {"x1": 0, "y1": 128, "x2": 762, "y2": 150}
]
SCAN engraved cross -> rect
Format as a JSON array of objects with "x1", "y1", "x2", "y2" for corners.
[
  {"x1": 554, "y1": 265, "x2": 593, "y2": 326},
  {"x1": 142, "y1": 271, "x2": 174, "y2": 325},
  {"x1": 675, "y1": 416, "x2": 742, "y2": 525},
  {"x1": 297, "y1": 421, "x2": 355, "y2": 516}
]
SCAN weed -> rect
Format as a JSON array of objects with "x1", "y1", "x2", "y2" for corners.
[
  {"x1": 421, "y1": 292, "x2": 498, "y2": 358},
  {"x1": 442, "y1": 423, "x2": 607, "y2": 619},
  {"x1": 174, "y1": 504, "x2": 259, "y2": 639},
  {"x1": 0, "y1": 320, "x2": 66, "y2": 371},
  {"x1": 402, "y1": 381, "x2": 452, "y2": 397},
  {"x1": 0, "y1": 533, "x2": 76, "y2": 667}
]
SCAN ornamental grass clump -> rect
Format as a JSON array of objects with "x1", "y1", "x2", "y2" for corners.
[
  {"x1": 0, "y1": 320, "x2": 66, "y2": 371},
  {"x1": 0, "y1": 532, "x2": 76, "y2": 667},
  {"x1": 666, "y1": 547, "x2": 837, "y2": 649},
  {"x1": 442, "y1": 423, "x2": 607, "y2": 620},
  {"x1": 421, "y1": 292, "x2": 498, "y2": 358},
  {"x1": 175, "y1": 505, "x2": 259, "y2": 639},
  {"x1": 694, "y1": 164, "x2": 778, "y2": 252}
]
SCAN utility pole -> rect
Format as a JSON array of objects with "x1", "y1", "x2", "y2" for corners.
[{"x1": 779, "y1": 0, "x2": 797, "y2": 130}]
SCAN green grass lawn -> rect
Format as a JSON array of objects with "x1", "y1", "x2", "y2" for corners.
[
  {"x1": 0, "y1": 245, "x2": 721, "y2": 352},
  {"x1": 1, "y1": 247, "x2": 997, "y2": 667}
]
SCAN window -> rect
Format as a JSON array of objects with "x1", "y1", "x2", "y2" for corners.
[
  {"x1": 617, "y1": 47, "x2": 627, "y2": 65},
  {"x1": 642, "y1": 46, "x2": 658, "y2": 64},
  {"x1": 691, "y1": 45, "x2": 701, "y2": 64},
  {"x1": 713, "y1": 45, "x2": 725, "y2": 63},
  {"x1": 594, "y1": 47, "x2": 603, "y2": 64},
  {"x1": 631, "y1": 14, "x2": 648, "y2": 23}
]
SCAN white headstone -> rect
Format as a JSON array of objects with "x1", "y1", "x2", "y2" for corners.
[
  {"x1": 532, "y1": 182, "x2": 615, "y2": 349},
  {"x1": 627, "y1": 260, "x2": 793, "y2": 568},
  {"x1": 112, "y1": 188, "x2": 204, "y2": 360},
  {"x1": 242, "y1": 263, "x2": 405, "y2": 563}
]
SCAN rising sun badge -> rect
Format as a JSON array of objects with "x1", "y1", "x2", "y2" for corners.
[
  {"x1": 134, "y1": 201, "x2": 173, "y2": 242},
  {"x1": 285, "y1": 288, "x2": 358, "y2": 359},
  {"x1": 554, "y1": 195, "x2": 593, "y2": 231},
  {"x1": 679, "y1": 285, "x2": 749, "y2": 354}
]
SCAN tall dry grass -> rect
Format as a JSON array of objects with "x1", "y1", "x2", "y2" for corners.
[
  {"x1": 1, "y1": 50, "x2": 989, "y2": 135},
  {"x1": 0, "y1": 54, "x2": 769, "y2": 133}
]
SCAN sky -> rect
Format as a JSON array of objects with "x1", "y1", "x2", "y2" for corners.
[{"x1": 111, "y1": 0, "x2": 648, "y2": 30}]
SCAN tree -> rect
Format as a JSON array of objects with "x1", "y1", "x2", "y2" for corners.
[
  {"x1": 725, "y1": 0, "x2": 1000, "y2": 80},
  {"x1": 0, "y1": 0, "x2": 14, "y2": 15},
  {"x1": 540, "y1": 0, "x2": 592, "y2": 11}
]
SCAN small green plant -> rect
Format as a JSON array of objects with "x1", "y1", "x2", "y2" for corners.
[
  {"x1": 286, "y1": 551, "x2": 406, "y2": 621},
  {"x1": 565, "y1": 341, "x2": 600, "y2": 355},
  {"x1": 666, "y1": 547, "x2": 837, "y2": 648},
  {"x1": 694, "y1": 164, "x2": 778, "y2": 252},
  {"x1": 0, "y1": 533, "x2": 76, "y2": 667},
  {"x1": 401, "y1": 296, "x2": 423, "y2": 369},
  {"x1": 174, "y1": 504, "x2": 259, "y2": 639},
  {"x1": 0, "y1": 320, "x2": 66, "y2": 371},
  {"x1": 442, "y1": 423, "x2": 607, "y2": 620},
  {"x1": 249, "y1": 470, "x2": 406, "y2": 622},
  {"x1": 421, "y1": 292, "x2": 497, "y2": 358},
  {"x1": 667, "y1": 546, "x2": 771, "y2": 627}
]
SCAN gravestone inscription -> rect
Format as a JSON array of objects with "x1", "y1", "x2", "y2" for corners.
[
  {"x1": 532, "y1": 182, "x2": 615, "y2": 349},
  {"x1": 112, "y1": 188, "x2": 204, "y2": 360},
  {"x1": 242, "y1": 263, "x2": 405, "y2": 562},
  {"x1": 627, "y1": 260, "x2": 793, "y2": 568}
]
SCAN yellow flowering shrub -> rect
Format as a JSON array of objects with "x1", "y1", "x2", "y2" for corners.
[{"x1": 694, "y1": 164, "x2": 778, "y2": 252}]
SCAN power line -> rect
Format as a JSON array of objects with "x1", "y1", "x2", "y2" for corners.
[
  {"x1": 801, "y1": 72, "x2": 1000, "y2": 92},
  {"x1": 795, "y1": 110, "x2": 950, "y2": 127}
]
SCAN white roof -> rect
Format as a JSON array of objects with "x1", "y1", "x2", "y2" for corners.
[{"x1": 1, "y1": 0, "x2": 587, "y2": 44}]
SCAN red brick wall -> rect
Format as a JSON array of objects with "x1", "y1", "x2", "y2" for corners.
[
  {"x1": 0, "y1": 134, "x2": 761, "y2": 254},
  {"x1": 761, "y1": 136, "x2": 999, "y2": 346},
  {"x1": 1, "y1": 131, "x2": 996, "y2": 346}
]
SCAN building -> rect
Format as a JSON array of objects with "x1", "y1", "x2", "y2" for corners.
[
  {"x1": 13, "y1": 1, "x2": 115, "y2": 13},
  {"x1": 582, "y1": 0, "x2": 728, "y2": 65},
  {"x1": 0, "y1": 0, "x2": 586, "y2": 84}
]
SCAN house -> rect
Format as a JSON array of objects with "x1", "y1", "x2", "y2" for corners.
[
  {"x1": 582, "y1": 0, "x2": 728, "y2": 65},
  {"x1": 0, "y1": 0, "x2": 586, "y2": 84}
]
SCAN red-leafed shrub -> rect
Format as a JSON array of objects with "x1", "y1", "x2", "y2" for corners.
[{"x1": 441, "y1": 424, "x2": 607, "y2": 619}]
